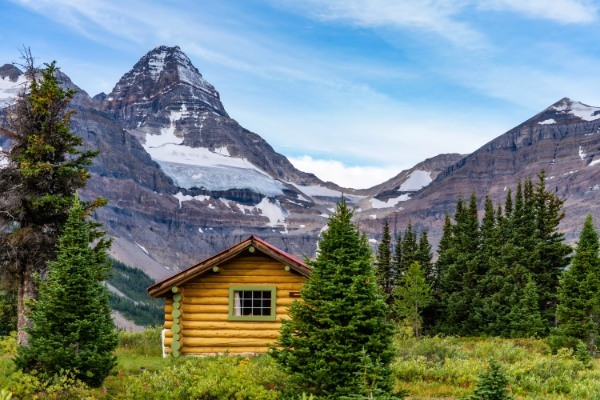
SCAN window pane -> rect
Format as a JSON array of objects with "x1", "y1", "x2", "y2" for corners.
[{"x1": 233, "y1": 290, "x2": 272, "y2": 317}]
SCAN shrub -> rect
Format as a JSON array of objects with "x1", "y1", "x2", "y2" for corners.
[{"x1": 121, "y1": 355, "x2": 286, "y2": 399}]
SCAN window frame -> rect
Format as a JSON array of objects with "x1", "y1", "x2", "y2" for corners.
[{"x1": 228, "y1": 285, "x2": 277, "y2": 321}]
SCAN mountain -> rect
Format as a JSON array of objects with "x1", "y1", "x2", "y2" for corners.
[
  {"x1": 2, "y1": 46, "x2": 600, "y2": 282},
  {"x1": 357, "y1": 97, "x2": 600, "y2": 245},
  {"x1": 0, "y1": 46, "x2": 366, "y2": 279}
]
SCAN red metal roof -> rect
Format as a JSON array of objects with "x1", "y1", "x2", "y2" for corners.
[{"x1": 147, "y1": 235, "x2": 311, "y2": 297}]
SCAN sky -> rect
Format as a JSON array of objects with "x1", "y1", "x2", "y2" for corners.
[{"x1": 2, "y1": 0, "x2": 600, "y2": 188}]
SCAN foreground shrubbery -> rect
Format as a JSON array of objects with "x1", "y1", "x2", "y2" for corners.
[
  {"x1": 393, "y1": 335, "x2": 600, "y2": 399},
  {"x1": 2, "y1": 329, "x2": 600, "y2": 399}
]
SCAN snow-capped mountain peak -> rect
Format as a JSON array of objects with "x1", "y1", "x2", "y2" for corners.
[{"x1": 548, "y1": 97, "x2": 600, "y2": 122}]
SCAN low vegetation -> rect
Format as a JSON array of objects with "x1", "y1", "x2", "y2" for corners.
[{"x1": 2, "y1": 328, "x2": 600, "y2": 399}]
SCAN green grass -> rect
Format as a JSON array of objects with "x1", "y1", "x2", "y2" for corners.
[{"x1": 2, "y1": 330, "x2": 600, "y2": 399}]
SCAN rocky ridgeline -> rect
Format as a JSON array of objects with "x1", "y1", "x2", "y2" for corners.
[{"x1": 1, "y1": 47, "x2": 600, "y2": 279}]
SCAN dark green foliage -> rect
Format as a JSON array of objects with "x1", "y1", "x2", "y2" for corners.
[
  {"x1": 272, "y1": 199, "x2": 396, "y2": 399},
  {"x1": 556, "y1": 214, "x2": 600, "y2": 353},
  {"x1": 466, "y1": 360, "x2": 513, "y2": 400},
  {"x1": 376, "y1": 220, "x2": 395, "y2": 306},
  {"x1": 107, "y1": 259, "x2": 163, "y2": 326},
  {"x1": 0, "y1": 289, "x2": 17, "y2": 336},
  {"x1": 0, "y1": 56, "x2": 100, "y2": 344},
  {"x1": 14, "y1": 198, "x2": 118, "y2": 387},
  {"x1": 435, "y1": 172, "x2": 571, "y2": 337}
]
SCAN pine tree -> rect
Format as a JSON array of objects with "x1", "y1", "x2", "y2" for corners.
[
  {"x1": 556, "y1": 214, "x2": 600, "y2": 353},
  {"x1": 376, "y1": 220, "x2": 395, "y2": 306},
  {"x1": 531, "y1": 171, "x2": 571, "y2": 325},
  {"x1": 0, "y1": 55, "x2": 98, "y2": 345},
  {"x1": 506, "y1": 276, "x2": 545, "y2": 338},
  {"x1": 394, "y1": 261, "x2": 433, "y2": 339},
  {"x1": 272, "y1": 199, "x2": 396, "y2": 399},
  {"x1": 416, "y1": 230, "x2": 433, "y2": 281},
  {"x1": 467, "y1": 359, "x2": 513, "y2": 400},
  {"x1": 14, "y1": 197, "x2": 117, "y2": 387}
]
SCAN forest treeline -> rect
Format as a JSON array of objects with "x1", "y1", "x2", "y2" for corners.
[{"x1": 378, "y1": 171, "x2": 600, "y2": 354}]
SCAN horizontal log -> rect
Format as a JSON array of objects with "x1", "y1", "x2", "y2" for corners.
[
  {"x1": 178, "y1": 321, "x2": 282, "y2": 330},
  {"x1": 182, "y1": 337, "x2": 274, "y2": 347},
  {"x1": 217, "y1": 269, "x2": 295, "y2": 277},
  {"x1": 171, "y1": 313, "x2": 289, "y2": 323},
  {"x1": 182, "y1": 346, "x2": 269, "y2": 355},
  {"x1": 170, "y1": 330, "x2": 279, "y2": 339},
  {"x1": 189, "y1": 276, "x2": 305, "y2": 284},
  {"x1": 184, "y1": 283, "x2": 304, "y2": 291},
  {"x1": 180, "y1": 289, "x2": 229, "y2": 297},
  {"x1": 184, "y1": 297, "x2": 229, "y2": 305},
  {"x1": 167, "y1": 304, "x2": 290, "y2": 314}
]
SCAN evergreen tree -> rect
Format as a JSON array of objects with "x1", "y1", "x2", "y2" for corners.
[
  {"x1": 506, "y1": 276, "x2": 545, "y2": 338},
  {"x1": 467, "y1": 360, "x2": 513, "y2": 400},
  {"x1": 14, "y1": 197, "x2": 117, "y2": 387},
  {"x1": 376, "y1": 220, "x2": 395, "y2": 306},
  {"x1": 556, "y1": 214, "x2": 600, "y2": 353},
  {"x1": 530, "y1": 171, "x2": 571, "y2": 325},
  {"x1": 416, "y1": 230, "x2": 433, "y2": 281},
  {"x1": 394, "y1": 261, "x2": 433, "y2": 339},
  {"x1": 272, "y1": 199, "x2": 396, "y2": 399},
  {"x1": 0, "y1": 55, "x2": 98, "y2": 345}
]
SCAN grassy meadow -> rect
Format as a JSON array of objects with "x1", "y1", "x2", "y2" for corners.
[{"x1": 2, "y1": 328, "x2": 600, "y2": 399}]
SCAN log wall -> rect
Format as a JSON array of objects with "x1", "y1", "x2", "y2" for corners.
[{"x1": 162, "y1": 252, "x2": 306, "y2": 356}]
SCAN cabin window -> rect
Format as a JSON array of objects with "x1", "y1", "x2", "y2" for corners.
[{"x1": 228, "y1": 286, "x2": 277, "y2": 321}]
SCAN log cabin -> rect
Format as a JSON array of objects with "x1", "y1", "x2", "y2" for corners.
[{"x1": 147, "y1": 236, "x2": 311, "y2": 357}]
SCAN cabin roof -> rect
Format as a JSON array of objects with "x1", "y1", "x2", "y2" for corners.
[{"x1": 147, "y1": 235, "x2": 311, "y2": 298}]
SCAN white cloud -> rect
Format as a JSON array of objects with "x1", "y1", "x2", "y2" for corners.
[
  {"x1": 478, "y1": 0, "x2": 597, "y2": 24},
  {"x1": 289, "y1": 156, "x2": 402, "y2": 189},
  {"x1": 276, "y1": 0, "x2": 487, "y2": 49}
]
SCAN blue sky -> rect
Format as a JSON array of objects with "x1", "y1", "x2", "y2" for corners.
[{"x1": 2, "y1": 0, "x2": 600, "y2": 188}]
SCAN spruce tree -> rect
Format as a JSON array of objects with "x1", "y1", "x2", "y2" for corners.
[
  {"x1": 14, "y1": 197, "x2": 117, "y2": 387},
  {"x1": 376, "y1": 220, "x2": 395, "y2": 306},
  {"x1": 556, "y1": 214, "x2": 600, "y2": 353},
  {"x1": 531, "y1": 171, "x2": 571, "y2": 325},
  {"x1": 272, "y1": 199, "x2": 396, "y2": 399},
  {"x1": 394, "y1": 261, "x2": 432, "y2": 339},
  {"x1": 0, "y1": 56, "x2": 98, "y2": 345}
]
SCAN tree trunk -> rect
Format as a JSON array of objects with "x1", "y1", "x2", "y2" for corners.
[{"x1": 17, "y1": 262, "x2": 36, "y2": 346}]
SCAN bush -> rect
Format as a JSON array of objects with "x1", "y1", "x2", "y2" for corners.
[{"x1": 121, "y1": 355, "x2": 287, "y2": 399}]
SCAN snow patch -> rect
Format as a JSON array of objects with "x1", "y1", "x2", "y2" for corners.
[
  {"x1": 198, "y1": 228, "x2": 203, "y2": 233},
  {"x1": 370, "y1": 194, "x2": 411, "y2": 209},
  {"x1": 173, "y1": 191, "x2": 210, "y2": 208},
  {"x1": 590, "y1": 159, "x2": 600, "y2": 167},
  {"x1": 552, "y1": 100, "x2": 600, "y2": 121},
  {"x1": 213, "y1": 146, "x2": 230, "y2": 156},
  {"x1": 369, "y1": 214, "x2": 377, "y2": 219},
  {"x1": 134, "y1": 242, "x2": 149, "y2": 256},
  {"x1": 368, "y1": 238, "x2": 377, "y2": 244},
  {"x1": 538, "y1": 118, "x2": 556, "y2": 125},
  {"x1": 579, "y1": 146, "x2": 587, "y2": 160},
  {"x1": 292, "y1": 184, "x2": 342, "y2": 197},
  {"x1": 256, "y1": 197, "x2": 288, "y2": 227},
  {"x1": 0, "y1": 74, "x2": 27, "y2": 108},
  {"x1": 399, "y1": 170, "x2": 432, "y2": 192}
]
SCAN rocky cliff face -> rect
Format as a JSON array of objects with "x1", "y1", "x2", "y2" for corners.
[
  {"x1": 359, "y1": 97, "x2": 600, "y2": 246},
  {"x1": 2, "y1": 48, "x2": 600, "y2": 279}
]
